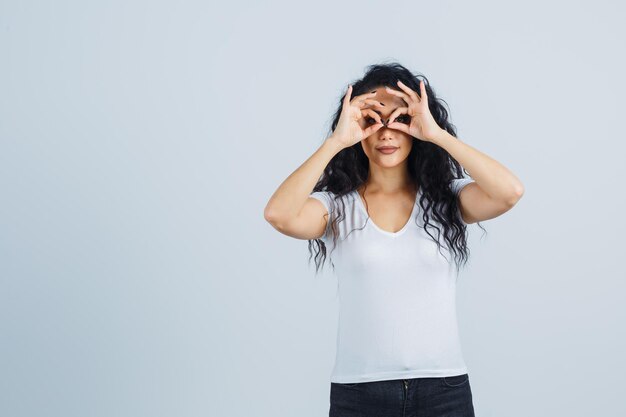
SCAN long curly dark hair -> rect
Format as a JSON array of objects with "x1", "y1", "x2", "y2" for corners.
[{"x1": 308, "y1": 62, "x2": 486, "y2": 275}]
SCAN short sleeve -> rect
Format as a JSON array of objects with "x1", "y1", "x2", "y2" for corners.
[
  {"x1": 450, "y1": 178, "x2": 475, "y2": 225},
  {"x1": 309, "y1": 191, "x2": 334, "y2": 241},
  {"x1": 450, "y1": 177, "x2": 475, "y2": 196}
]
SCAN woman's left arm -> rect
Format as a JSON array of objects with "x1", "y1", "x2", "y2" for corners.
[
  {"x1": 432, "y1": 129, "x2": 525, "y2": 224},
  {"x1": 385, "y1": 79, "x2": 524, "y2": 224}
]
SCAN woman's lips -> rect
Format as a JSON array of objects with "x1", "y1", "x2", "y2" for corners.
[{"x1": 377, "y1": 147, "x2": 398, "y2": 154}]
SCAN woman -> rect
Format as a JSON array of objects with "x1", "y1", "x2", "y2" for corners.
[{"x1": 264, "y1": 62, "x2": 524, "y2": 417}]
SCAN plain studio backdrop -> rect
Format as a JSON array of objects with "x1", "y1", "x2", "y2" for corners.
[{"x1": 1, "y1": 1, "x2": 624, "y2": 416}]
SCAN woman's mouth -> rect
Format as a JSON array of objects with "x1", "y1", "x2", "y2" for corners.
[{"x1": 377, "y1": 146, "x2": 398, "y2": 154}]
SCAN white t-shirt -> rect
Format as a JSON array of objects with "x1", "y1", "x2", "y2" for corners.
[{"x1": 310, "y1": 178, "x2": 475, "y2": 383}]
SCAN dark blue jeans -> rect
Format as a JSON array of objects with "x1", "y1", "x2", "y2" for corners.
[{"x1": 329, "y1": 373, "x2": 475, "y2": 417}]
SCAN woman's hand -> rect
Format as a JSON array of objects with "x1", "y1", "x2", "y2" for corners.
[
  {"x1": 384, "y1": 80, "x2": 444, "y2": 143},
  {"x1": 329, "y1": 85, "x2": 385, "y2": 150}
]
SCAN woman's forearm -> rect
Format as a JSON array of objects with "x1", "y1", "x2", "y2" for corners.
[
  {"x1": 264, "y1": 136, "x2": 343, "y2": 223},
  {"x1": 432, "y1": 129, "x2": 524, "y2": 205}
]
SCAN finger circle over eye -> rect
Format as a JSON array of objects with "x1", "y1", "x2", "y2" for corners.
[
  {"x1": 361, "y1": 108, "x2": 382, "y2": 123},
  {"x1": 387, "y1": 106, "x2": 409, "y2": 123}
]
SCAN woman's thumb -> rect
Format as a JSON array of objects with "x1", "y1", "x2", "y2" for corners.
[{"x1": 343, "y1": 85, "x2": 352, "y2": 105}]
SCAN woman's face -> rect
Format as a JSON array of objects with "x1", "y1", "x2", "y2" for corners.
[{"x1": 358, "y1": 85, "x2": 414, "y2": 168}]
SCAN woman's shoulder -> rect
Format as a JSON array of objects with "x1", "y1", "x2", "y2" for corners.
[{"x1": 309, "y1": 189, "x2": 356, "y2": 214}]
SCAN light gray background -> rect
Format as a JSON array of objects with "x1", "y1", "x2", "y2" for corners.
[{"x1": 1, "y1": 1, "x2": 624, "y2": 416}]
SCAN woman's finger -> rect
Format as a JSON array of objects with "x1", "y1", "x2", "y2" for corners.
[
  {"x1": 385, "y1": 86, "x2": 412, "y2": 105},
  {"x1": 361, "y1": 98, "x2": 386, "y2": 109},
  {"x1": 351, "y1": 98, "x2": 382, "y2": 114},
  {"x1": 386, "y1": 119, "x2": 410, "y2": 135},
  {"x1": 351, "y1": 91, "x2": 379, "y2": 107},
  {"x1": 363, "y1": 123, "x2": 383, "y2": 138},
  {"x1": 419, "y1": 79, "x2": 428, "y2": 103},
  {"x1": 385, "y1": 106, "x2": 409, "y2": 125},
  {"x1": 396, "y1": 80, "x2": 420, "y2": 102},
  {"x1": 362, "y1": 120, "x2": 384, "y2": 138},
  {"x1": 361, "y1": 108, "x2": 383, "y2": 124},
  {"x1": 343, "y1": 85, "x2": 353, "y2": 106}
]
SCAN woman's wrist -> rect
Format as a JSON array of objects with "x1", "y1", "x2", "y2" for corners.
[{"x1": 324, "y1": 135, "x2": 347, "y2": 155}]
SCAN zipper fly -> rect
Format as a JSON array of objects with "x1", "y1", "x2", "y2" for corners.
[{"x1": 402, "y1": 379, "x2": 410, "y2": 415}]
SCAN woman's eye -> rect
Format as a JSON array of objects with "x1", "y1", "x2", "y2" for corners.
[
  {"x1": 365, "y1": 117, "x2": 376, "y2": 124},
  {"x1": 395, "y1": 115, "x2": 411, "y2": 124}
]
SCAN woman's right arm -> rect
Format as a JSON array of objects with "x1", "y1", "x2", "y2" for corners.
[
  {"x1": 264, "y1": 85, "x2": 384, "y2": 240},
  {"x1": 263, "y1": 136, "x2": 344, "y2": 240}
]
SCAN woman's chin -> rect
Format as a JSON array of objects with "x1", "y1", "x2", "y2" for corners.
[{"x1": 373, "y1": 157, "x2": 406, "y2": 168}]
